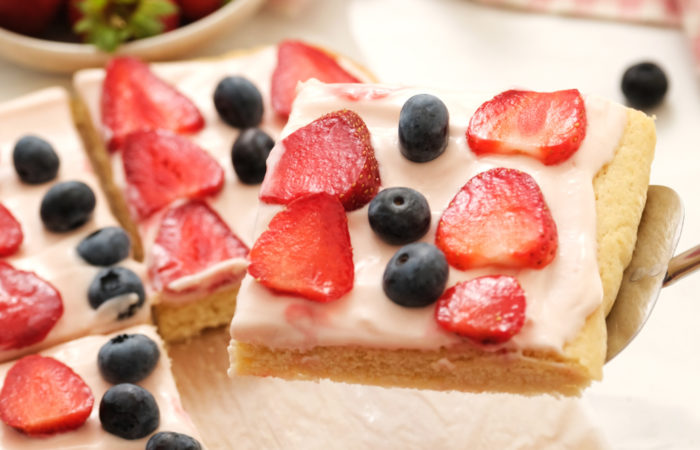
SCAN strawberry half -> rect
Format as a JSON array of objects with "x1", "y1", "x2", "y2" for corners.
[
  {"x1": 436, "y1": 168, "x2": 557, "y2": 270},
  {"x1": 101, "y1": 56, "x2": 204, "y2": 151},
  {"x1": 435, "y1": 275, "x2": 526, "y2": 345},
  {"x1": 271, "y1": 40, "x2": 362, "y2": 118},
  {"x1": 0, "y1": 355, "x2": 94, "y2": 436},
  {"x1": 123, "y1": 129, "x2": 224, "y2": 220},
  {"x1": 249, "y1": 193, "x2": 354, "y2": 302},
  {"x1": 0, "y1": 262, "x2": 63, "y2": 351},
  {"x1": 149, "y1": 200, "x2": 249, "y2": 292},
  {"x1": 467, "y1": 89, "x2": 587, "y2": 165},
  {"x1": 0, "y1": 203, "x2": 23, "y2": 257},
  {"x1": 260, "y1": 109, "x2": 380, "y2": 211}
]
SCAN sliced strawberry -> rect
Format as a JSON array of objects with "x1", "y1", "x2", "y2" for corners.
[
  {"x1": 149, "y1": 200, "x2": 249, "y2": 292},
  {"x1": 0, "y1": 355, "x2": 93, "y2": 436},
  {"x1": 436, "y1": 168, "x2": 557, "y2": 270},
  {"x1": 271, "y1": 40, "x2": 362, "y2": 118},
  {"x1": 0, "y1": 204, "x2": 23, "y2": 257},
  {"x1": 467, "y1": 89, "x2": 587, "y2": 165},
  {"x1": 249, "y1": 193, "x2": 353, "y2": 302},
  {"x1": 123, "y1": 129, "x2": 224, "y2": 220},
  {"x1": 260, "y1": 110, "x2": 380, "y2": 211},
  {"x1": 435, "y1": 276, "x2": 526, "y2": 345},
  {"x1": 0, "y1": 262, "x2": 63, "y2": 351},
  {"x1": 101, "y1": 56, "x2": 204, "y2": 151}
]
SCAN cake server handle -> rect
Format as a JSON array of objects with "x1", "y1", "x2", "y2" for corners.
[{"x1": 663, "y1": 244, "x2": 700, "y2": 287}]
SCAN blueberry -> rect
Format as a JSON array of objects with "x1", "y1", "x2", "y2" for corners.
[
  {"x1": 147, "y1": 431, "x2": 203, "y2": 450},
  {"x1": 40, "y1": 180, "x2": 96, "y2": 232},
  {"x1": 88, "y1": 267, "x2": 145, "y2": 319},
  {"x1": 99, "y1": 383, "x2": 159, "y2": 439},
  {"x1": 398, "y1": 94, "x2": 449, "y2": 163},
  {"x1": 13, "y1": 135, "x2": 60, "y2": 184},
  {"x1": 214, "y1": 76, "x2": 264, "y2": 128},
  {"x1": 383, "y1": 242, "x2": 448, "y2": 308},
  {"x1": 77, "y1": 226, "x2": 131, "y2": 266},
  {"x1": 232, "y1": 128, "x2": 274, "y2": 184},
  {"x1": 368, "y1": 187, "x2": 431, "y2": 245},
  {"x1": 98, "y1": 333, "x2": 160, "y2": 384},
  {"x1": 621, "y1": 62, "x2": 668, "y2": 109}
]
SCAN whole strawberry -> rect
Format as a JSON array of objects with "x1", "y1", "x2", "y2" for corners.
[
  {"x1": 0, "y1": 0, "x2": 63, "y2": 36},
  {"x1": 69, "y1": 0, "x2": 180, "y2": 52},
  {"x1": 177, "y1": 0, "x2": 227, "y2": 21}
]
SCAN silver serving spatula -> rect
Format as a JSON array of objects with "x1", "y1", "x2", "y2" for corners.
[{"x1": 605, "y1": 185, "x2": 697, "y2": 362}]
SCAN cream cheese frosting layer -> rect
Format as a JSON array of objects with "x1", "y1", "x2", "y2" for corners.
[
  {"x1": 0, "y1": 88, "x2": 148, "y2": 363},
  {"x1": 73, "y1": 46, "x2": 372, "y2": 306},
  {"x1": 230, "y1": 81, "x2": 627, "y2": 354},
  {"x1": 0, "y1": 325, "x2": 200, "y2": 449}
]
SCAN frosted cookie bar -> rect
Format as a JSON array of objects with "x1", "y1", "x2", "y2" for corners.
[
  {"x1": 0, "y1": 325, "x2": 201, "y2": 448},
  {"x1": 229, "y1": 82, "x2": 655, "y2": 395}
]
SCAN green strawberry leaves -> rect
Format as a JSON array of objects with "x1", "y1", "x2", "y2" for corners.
[{"x1": 73, "y1": 0, "x2": 178, "y2": 52}]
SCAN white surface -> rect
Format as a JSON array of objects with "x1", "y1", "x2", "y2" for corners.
[{"x1": 0, "y1": 0, "x2": 699, "y2": 448}]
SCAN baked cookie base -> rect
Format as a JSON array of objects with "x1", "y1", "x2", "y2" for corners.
[{"x1": 154, "y1": 286, "x2": 240, "y2": 342}]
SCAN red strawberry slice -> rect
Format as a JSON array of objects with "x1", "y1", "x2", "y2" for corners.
[
  {"x1": 467, "y1": 89, "x2": 587, "y2": 165},
  {"x1": 101, "y1": 56, "x2": 204, "y2": 151},
  {"x1": 260, "y1": 110, "x2": 380, "y2": 211},
  {"x1": 0, "y1": 262, "x2": 63, "y2": 351},
  {"x1": 0, "y1": 203, "x2": 23, "y2": 257},
  {"x1": 436, "y1": 168, "x2": 557, "y2": 270},
  {"x1": 149, "y1": 200, "x2": 249, "y2": 292},
  {"x1": 435, "y1": 275, "x2": 526, "y2": 345},
  {"x1": 271, "y1": 40, "x2": 362, "y2": 118},
  {"x1": 249, "y1": 193, "x2": 354, "y2": 302},
  {"x1": 123, "y1": 129, "x2": 224, "y2": 220},
  {"x1": 0, "y1": 355, "x2": 94, "y2": 436}
]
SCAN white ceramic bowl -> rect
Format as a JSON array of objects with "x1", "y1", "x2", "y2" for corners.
[{"x1": 0, "y1": 0, "x2": 265, "y2": 74}]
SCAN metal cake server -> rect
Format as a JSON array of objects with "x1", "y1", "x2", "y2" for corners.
[{"x1": 605, "y1": 185, "x2": 699, "y2": 362}]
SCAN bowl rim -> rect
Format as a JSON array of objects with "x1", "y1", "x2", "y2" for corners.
[{"x1": 0, "y1": 0, "x2": 261, "y2": 56}]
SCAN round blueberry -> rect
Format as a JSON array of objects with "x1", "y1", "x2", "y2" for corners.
[
  {"x1": 88, "y1": 267, "x2": 145, "y2": 320},
  {"x1": 232, "y1": 128, "x2": 274, "y2": 184},
  {"x1": 98, "y1": 333, "x2": 160, "y2": 384},
  {"x1": 40, "y1": 180, "x2": 96, "y2": 232},
  {"x1": 214, "y1": 76, "x2": 264, "y2": 129},
  {"x1": 368, "y1": 187, "x2": 431, "y2": 245},
  {"x1": 100, "y1": 383, "x2": 159, "y2": 439},
  {"x1": 13, "y1": 135, "x2": 60, "y2": 184},
  {"x1": 383, "y1": 242, "x2": 448, "y2": 308},
  {"x1": 398, "y1": 94, "x2": 449, "y2": 163},
  {"x1": 77, "y1": 226, "x2": 131, "y2": 266},
  {"x1": 147, "y1": 431, "x2": 203, "y2": 450},
  {"x1": 621, "y1": 62, "x2": 668, "y2": 109}
]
